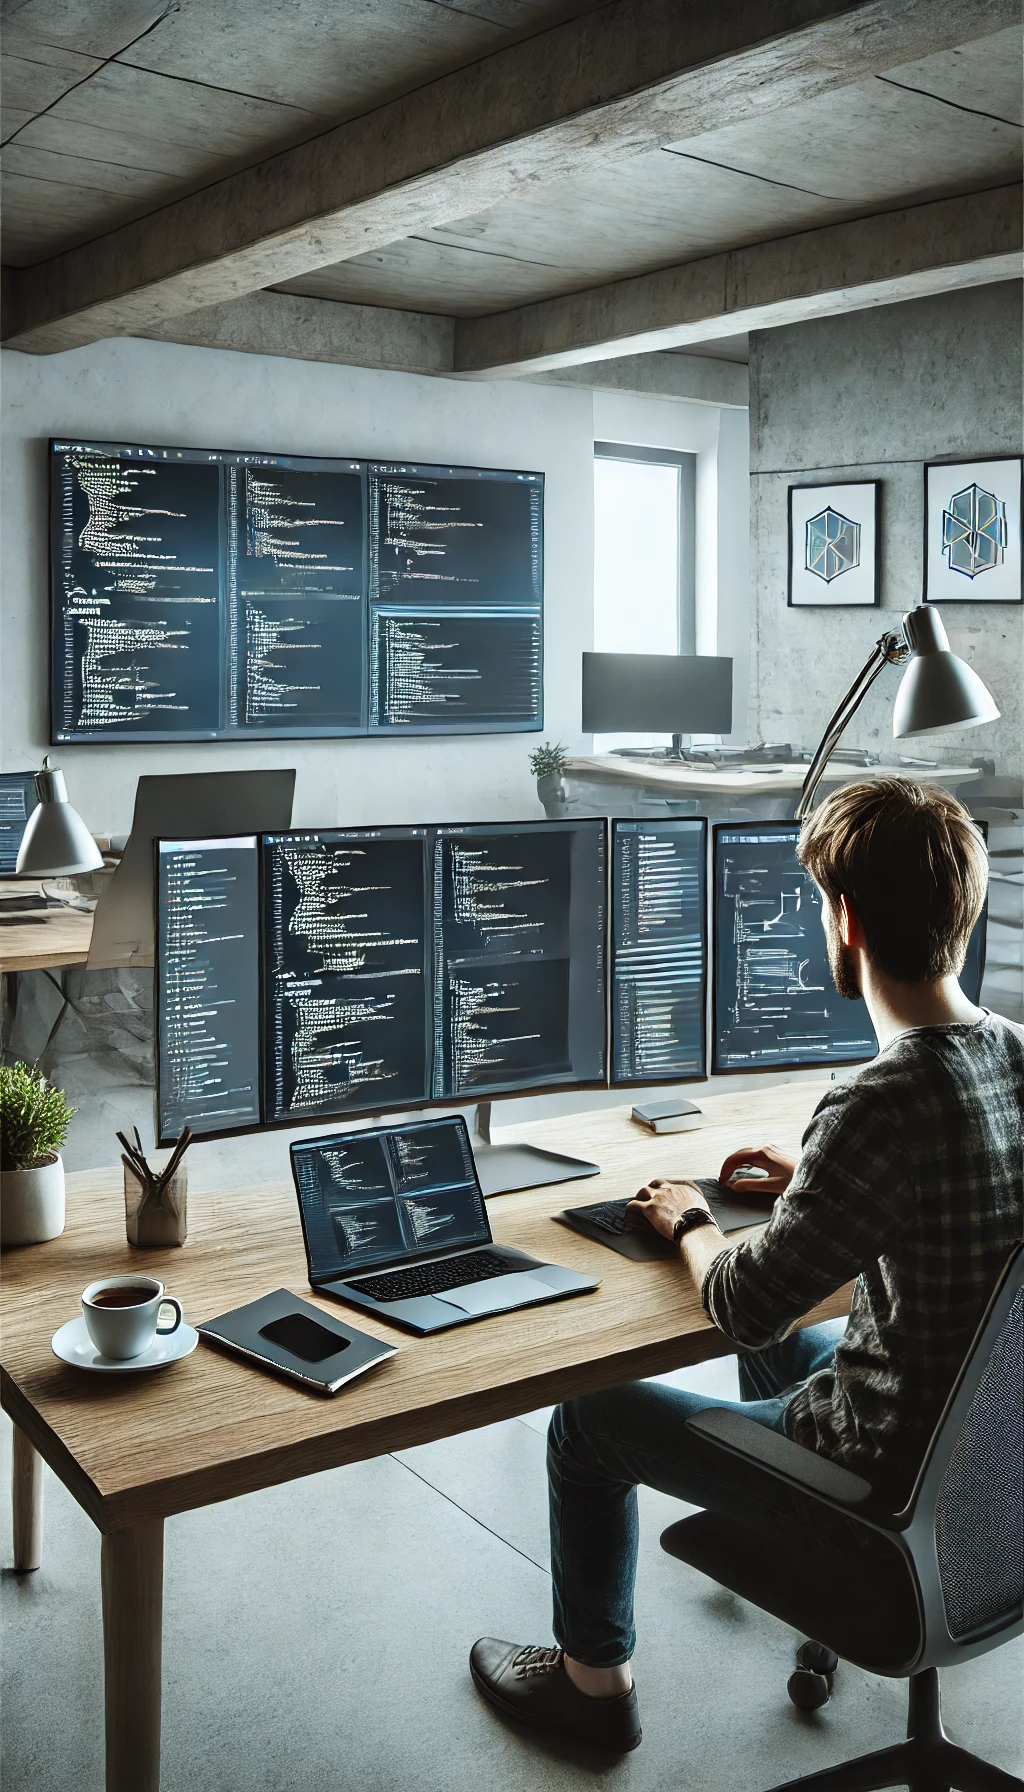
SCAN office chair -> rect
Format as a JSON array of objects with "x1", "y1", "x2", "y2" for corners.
[{"x1": 661, "y1": 1244, "x2": 1024, "y2": 1791}]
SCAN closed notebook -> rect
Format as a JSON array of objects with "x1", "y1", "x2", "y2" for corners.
[{"x1": 198, "y1": 1287, "x2": 398, "y2": 1394}]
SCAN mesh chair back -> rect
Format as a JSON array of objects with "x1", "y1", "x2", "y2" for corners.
[
  {"x1": 911, "y1": 1245, "x2": 1024, "y2": 1653},
  {"x1": 934, "y1": 1285, "x2": 1023, "y2": 1639}
]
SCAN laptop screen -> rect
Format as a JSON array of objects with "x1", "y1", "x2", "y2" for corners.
[{"x1": 291, "y1": 1116, "x2": 491, "y2": 1281}]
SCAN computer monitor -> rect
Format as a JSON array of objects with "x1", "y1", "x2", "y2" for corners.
[
  {"x1": 50, "y1": 439, "x2": 543, "y2": 742},
  {"x1": 712, "y1": 821, "x2": 989, "y2": 1074},
  {"x1": 262, "y1": 824, "x2": 431, "y2": 1124},
  {"x1": 156, "y1": 836, "x2": 263, "y2": 1138},
  {"x1": 157, "y1": 818, "x2": 607, "y2": 1143},
  {"x1": 259, "y1": 819, "x2": 607, "y2": 1126},
  {"x1": 610, "y1": 819, "x2": 707, "y2": 1083},
  {"x1": 367, "y1": 461, "x2": 544, "y2": 734},
  {"x1": 429, "y1": 820, "x2": 607, "y2": 1102},
  {"x1": 89, "y1": 769, "x2": 295, "y2": 969},
  {"x1": 582, "y1": 652, "x2": 732, "y2": 736},
  {"x1": 0, "y1": 773, "x2": 39, "y2": 875}
]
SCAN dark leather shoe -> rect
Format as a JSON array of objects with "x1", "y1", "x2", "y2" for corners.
[{"x1": 470, "y1": 1639, "x2": 641, "y2": 1752}]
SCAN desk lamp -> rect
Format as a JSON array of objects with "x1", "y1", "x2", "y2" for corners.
[
  {"x1": 795, "y1": 608, "x2": 999, "y2": 821},
  {"x1": 15, "y1": 757, "x2": 103, "y2": 876}
]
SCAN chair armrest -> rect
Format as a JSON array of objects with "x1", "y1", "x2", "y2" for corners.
[{"x1": 685, "y1": 1408, "x2": 874, "y2": 1507}]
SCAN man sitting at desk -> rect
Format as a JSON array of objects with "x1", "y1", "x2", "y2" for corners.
[{"x1": 470, "y1": 779, "x2": 1024, "y2": 1754}]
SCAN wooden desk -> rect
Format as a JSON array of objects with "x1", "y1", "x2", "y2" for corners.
[
  {"x1": 0, "y1": 905, "x2": 94, "y2": 973},
  {"x1": 2, "y1": 1083, "x2": 848, "y2": 1791}
]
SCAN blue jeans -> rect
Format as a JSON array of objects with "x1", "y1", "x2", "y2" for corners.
[{"x1": 547, "y1": 1320, "x2": 846, "y2": 1667}]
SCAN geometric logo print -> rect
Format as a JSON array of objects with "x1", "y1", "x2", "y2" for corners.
[
  {"x1": 805, "y1": 507, "x2": 861, "y2": 582},
  {"x1": 942, "y1": 483, "x2": 1007, "y2": 579}
]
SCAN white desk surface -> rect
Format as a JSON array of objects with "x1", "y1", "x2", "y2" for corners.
[{"x1": 563, "y1": 756, "x2": 981, "y2": 796}]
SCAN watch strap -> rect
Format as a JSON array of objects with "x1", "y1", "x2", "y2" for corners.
[{"x1": 672, "y1": 1207, "x2": 719, "y2": 1245}]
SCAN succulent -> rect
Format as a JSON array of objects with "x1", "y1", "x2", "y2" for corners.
[
  {"x1": 0, "y1": 1062, "x2": 76, "y2": 1171},
  {"x1": 529, "y1": 741, "x2": 568, "y2": 780}
]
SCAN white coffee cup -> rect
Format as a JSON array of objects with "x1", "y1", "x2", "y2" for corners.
[{"x1": 82, "y1": 1275, "x2": 183, "y2": 1361}]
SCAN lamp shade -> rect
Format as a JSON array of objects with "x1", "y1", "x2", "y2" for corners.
[
  {"x1": 15, "y1": 761, "x2": 103, "y2": 875},
  {"x1": 892, "y1": 608, "x2": 1000, "y2": 739}
]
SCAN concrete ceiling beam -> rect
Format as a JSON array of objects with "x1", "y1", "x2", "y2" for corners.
[
  {"x1": 3, "y1": 0, "x2": 1015, "y2": 354},
  {"x1": 134, "y1": 291, "x2": 749, "y2": 406},
  {"x1": 527, "y1": 351, "x2": 749, "y2": 407},
  {"x1": 134, "y1": 289, "x2": 454, "y2": 376},
  {"x1": 452, "y1": 184, "x2": 1024, "y2": 376}
]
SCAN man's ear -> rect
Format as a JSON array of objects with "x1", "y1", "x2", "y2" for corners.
[{"x1": 838, "y1": 893, "x2": 867, "y2": 948}]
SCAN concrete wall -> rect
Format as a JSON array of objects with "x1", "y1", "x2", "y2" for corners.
[
  {"x1": 0, "y1": 337, "x2": 747, "y2": 828},
  {"x1": 748, "y1": 281, "x2": 1023, "y2": 773}
]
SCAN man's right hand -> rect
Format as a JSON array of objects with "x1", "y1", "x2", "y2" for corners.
[{"x1": 718, "y1": 1144, "x2": 797, "y2": 1202}]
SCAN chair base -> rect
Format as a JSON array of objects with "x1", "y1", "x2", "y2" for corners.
[{"x1": 766, "y1": 1670, "x2": 1024, "y2": 1792}]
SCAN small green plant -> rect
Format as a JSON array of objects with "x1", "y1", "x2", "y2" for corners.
[
  {"x1": 0, "y1": 1062, "x2": 76, "y2": 1171},
  {"x1": 529, "y1": 741, "x2": 568, "y2": 780}
]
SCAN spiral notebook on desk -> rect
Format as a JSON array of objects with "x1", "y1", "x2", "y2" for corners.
[{"x1": 198, "y1": 1288, "x2": 398, "y2": 1394}]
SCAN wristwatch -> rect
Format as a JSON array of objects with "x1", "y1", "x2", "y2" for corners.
[{"x1": 672, "y1": 1207, "x2": 720, "y2": 1246}]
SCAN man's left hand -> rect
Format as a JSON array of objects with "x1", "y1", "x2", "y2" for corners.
[{"x1": 628, "y1": 1178, "x2": 711, "y2": 1241}]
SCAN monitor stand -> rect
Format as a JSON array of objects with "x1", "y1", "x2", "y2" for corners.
[{"x1": 470, "y1": 1102, "x2": 600, "y2": 1197}]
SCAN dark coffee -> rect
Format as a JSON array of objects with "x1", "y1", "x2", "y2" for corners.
[{"x1": 89, "y1": 1288, "x2": 154, "y2": 1309}]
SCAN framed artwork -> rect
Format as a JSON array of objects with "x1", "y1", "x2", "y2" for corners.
[
  {"x1": 788, "y1": 481, "x2": 879, "y2": 608},
  {"x1": 924, "y1": 455, "x2": 1023, "y2": 605}
]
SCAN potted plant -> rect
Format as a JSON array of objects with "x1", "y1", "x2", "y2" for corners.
[
  {"x1": 0, "y1": 1062, "x2": 76, "y2": 1246},
  {"x1": 530, "y1": 741, "x2": 569, "y2": 814}
]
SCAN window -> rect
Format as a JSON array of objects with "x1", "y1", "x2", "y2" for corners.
[{"x1": 593, "y1": 443, "x2": 696, "y2": 750}]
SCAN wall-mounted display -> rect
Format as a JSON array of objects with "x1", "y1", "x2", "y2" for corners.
[
  {"x1": 924, "y1": 456, "x2": 1023, "y2": 605},
  {"x1": 50, "y1": 439, "x2": 544, "y2": 741},
  {"x1": 787, "y1": 481, "x2": 879, "y2": 608}
]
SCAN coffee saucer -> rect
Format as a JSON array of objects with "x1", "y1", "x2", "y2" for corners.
[{"x1": 51, "y1": 1315, "x2": 199, "y2": 1373}]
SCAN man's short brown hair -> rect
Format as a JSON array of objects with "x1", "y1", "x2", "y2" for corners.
[{"x1": 797, "y1": 778, "x2": 988, "y2": 984}]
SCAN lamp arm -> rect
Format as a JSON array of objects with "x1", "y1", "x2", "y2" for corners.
[{"x1": 795, "y1": 632, "x2": 906, "y2": 822}]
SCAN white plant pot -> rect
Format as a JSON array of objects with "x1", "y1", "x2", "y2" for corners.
[{"x1": 1, "y1": 1154, "x2": 66, "y2": 1247}]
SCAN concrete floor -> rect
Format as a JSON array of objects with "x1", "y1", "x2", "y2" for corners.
[{"x1": 2, "y1": 1065, "x2": 1022, "y2": 1791}]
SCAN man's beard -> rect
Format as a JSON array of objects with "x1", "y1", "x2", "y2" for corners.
[{"x1": 828, "y1": 934, "x2": 862, "y2": 1001}]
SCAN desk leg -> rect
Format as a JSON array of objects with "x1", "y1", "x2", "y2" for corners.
[
  {"x1": 12, "y1": 1426, "x2": 43, "y2": 1570},
  {"x1": 101, "y1": 1520, "x2": 164, "y2": 1792}
]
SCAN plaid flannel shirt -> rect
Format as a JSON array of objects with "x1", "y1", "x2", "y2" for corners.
[{"x1": 702, "y1": 1012, "x2": 1024, "y2": 1504}]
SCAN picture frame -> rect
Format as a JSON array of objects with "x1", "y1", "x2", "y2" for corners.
[
  {"x1": 924, "y1": 455, "x2": 1023, "y2": 605},
  {"x1": 787, "y1": 481, "x2": 879, "y2": 608}
]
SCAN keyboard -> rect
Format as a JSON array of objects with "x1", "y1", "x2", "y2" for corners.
[
  {"x1": 573, "y1": 1180, "x2": 732, "y2": 1237},
  {"x1": 348, "y1": 1249, "x2": 515, "y2": 1303}
]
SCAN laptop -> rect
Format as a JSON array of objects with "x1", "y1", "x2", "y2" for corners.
[
  {"x1": 290, "y1": 1115, "x2": 601, "y2": 1335},
  {"x1": 88, "y1": 767, "x2": 295, "y2": 969}
]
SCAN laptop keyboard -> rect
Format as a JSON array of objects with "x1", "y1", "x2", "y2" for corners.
[
  {"x1": 573, "y1": 1180, "x2": 731, "y2": 1236},
  {"x1": 349, "y1": 1249, "x2": 515, "y2": 1304}
]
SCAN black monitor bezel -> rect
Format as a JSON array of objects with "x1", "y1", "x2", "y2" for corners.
[
  {"x1": 155, "y1": 817, "x2": 610, "y2": 1146},
  {"x1": 609, "y1": 815, "x2": 709, "y2": 1086},
  {"x1": 49, "y1": 436, "x2": 545, "y2": 745}
]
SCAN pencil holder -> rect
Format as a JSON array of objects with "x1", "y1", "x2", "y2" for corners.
[{"x1": 123, "y1": 1158, "x2": 188, "y2": 1248}]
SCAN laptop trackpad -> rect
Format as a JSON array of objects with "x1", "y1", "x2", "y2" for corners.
[{"x1": 438, "y1": 1272, "x2": 554, "y2": 1316}]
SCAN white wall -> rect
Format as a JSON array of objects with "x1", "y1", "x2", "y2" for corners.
[
  {"x1": 1, "y1": 337, "x2": 601, "y2": 833},
  {"x1": 1, "y1": 338, "x2": 749, "y2": 825}
]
